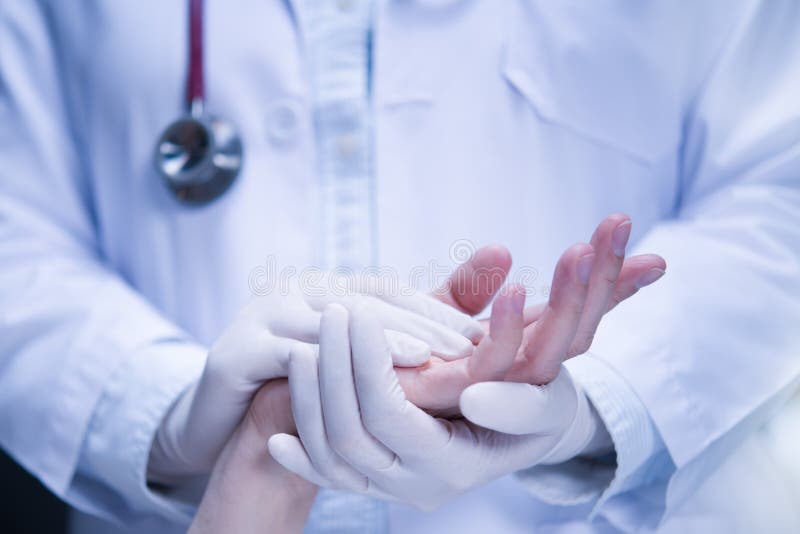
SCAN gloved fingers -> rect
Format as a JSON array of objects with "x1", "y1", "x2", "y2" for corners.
[
  {"x1": 288, "y1": 343, "x2": 371, "y2": 492},
  {"x1": 510, "y1": 243, "x2": 594, "y2": 384},
  {"x1": 608, "y1": 253, "x2": 667, "y2": 311},
  {"x1": 459, "y1": 368, "x2": 579, "y2": 436},
  {"x1": 214, "y1": 332, "x2": 313, "y2": 387},
  {"x1": 268, "y1": 434, "x2": 406, "y2": 503},
  {"x1": 467, "y1": 285, "x2": 526, "y2": 382},
  {"x1": 265, "y1": 297, "x2": 322, "y2": 344},
  {"x1": 367, "y1": 297, "x2": 476, "y2": 360},
  {"x1": 568, "y1": 214, "x2": 630, "y2": 357},
  {"x1": 182, "y1": 324, "x2": 314, "y2": 472},
  {"x1": 252, "y1": 333, "x2": 298, "y2": 378},
  {"x1": 430, "y1": 244, "x2": 512, "y2": 322},
  {"x1": 384, "y1": 330, "x2": 432, "y2": 367},
  {"x1": 267, "y1": 433, "x2": 333, "y2": 488},
  {"x1": 305, "y1": 294, "x2": 475, "y2": 360},
  {"x1": 318, "y1": 304, "x2": 399, "y2": 474},
  {"x1": 348, "y1": 304, "x2": 452, "y2": 457},
  {"x1": 355, "y1": 296, "x2": 476, "y2": 360},
  {"x1": 268, "y1": 294, "x2": 431, "y2": 366},
  {"x1": 367, "y1": 290, "x2": 486, "y2": 345}
]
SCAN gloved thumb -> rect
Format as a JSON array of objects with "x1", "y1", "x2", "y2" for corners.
[{"x1": 459, "y1": 369, "x2": 579, "y2": 436}]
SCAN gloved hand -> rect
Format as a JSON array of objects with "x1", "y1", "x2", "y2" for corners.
[
  {"x1": 459, "y1": 371, "x2": 606, "y2": 464},
  {"x1": 267, "y1": 303, "x2": 596, "y2": 509},
  {"x1": 268, "y1": 214, "x2": 666, "y2": 506},
  {"x1": 147, "y1": 284, "x2": 482, "y2": 483}
]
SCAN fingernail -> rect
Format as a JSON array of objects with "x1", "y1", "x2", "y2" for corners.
[
  {"x1": 611, "y1": 220, "x2": 632, "y2": 258},
  {"x1": 636, "y1": 268, "x2": 665, "y2": 289},
  {"x1": 577, "y1": 253, "x2": 595, "y2": 285}
]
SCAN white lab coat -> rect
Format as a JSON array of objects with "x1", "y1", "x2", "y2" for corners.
[{"x1": 1, "y1": 1, "x2": 799, "y2": 533}]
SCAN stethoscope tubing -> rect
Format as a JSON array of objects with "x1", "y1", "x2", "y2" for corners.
[
  {"x1": 187, "y1": 0, "x2": 205, "y2": 114},
  {"x1": 154, "y1": 0, "x2": 243, "y2": 205}
]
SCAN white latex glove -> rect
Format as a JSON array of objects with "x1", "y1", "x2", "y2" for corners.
[
  {"x1": 459, "y1": 376, "x2": 607, "y2": 465},
  {"x1": 148, "y1": 288, "x2": 482, "y2": 482},
  {"x1": 268, "y1": 303, "x2": 601, "y2": 509}
]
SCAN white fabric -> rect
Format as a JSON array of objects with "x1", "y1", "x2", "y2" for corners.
[{"x1": 1, "y1": 0, "x2": 799, "y2": 532}]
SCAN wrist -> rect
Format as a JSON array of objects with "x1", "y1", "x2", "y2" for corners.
[
  {"x1": 190, "y1": 380, "x2": 316, "y2": 533},
  {"x1": 190, "y1": 424, "x2": 316, "y2": 534}
]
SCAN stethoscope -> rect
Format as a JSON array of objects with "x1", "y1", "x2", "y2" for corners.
[{"x1": 154, "y1": 0, "x2": 242, "y2": 205}]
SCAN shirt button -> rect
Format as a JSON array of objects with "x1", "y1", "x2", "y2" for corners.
[
  {"x1": 335, "y1": 134, "x2": 360, "y2": 160},
  {"x1": 266, "y1": 100, "x2": 302, "y2": 145}
]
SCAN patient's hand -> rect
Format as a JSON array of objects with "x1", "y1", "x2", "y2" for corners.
[
  {"x1": 397, "y1": 214, "x2": 666, "y2": 413},
  {"x1": 190, "y1": 380, "x2": 316, "y2": 534}
]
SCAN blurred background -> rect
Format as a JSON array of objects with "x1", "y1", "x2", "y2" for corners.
[{"x1": 1, "y1": 450, "x2": 67, "y2": 533}]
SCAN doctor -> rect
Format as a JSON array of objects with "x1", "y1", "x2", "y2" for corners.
[{"x1": 1, "y1": 0, "x2": 800, "y2": 533}]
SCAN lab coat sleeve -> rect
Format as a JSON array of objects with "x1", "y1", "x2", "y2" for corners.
[
  {"x1": 0, "y1": 2, "x2": 206, "y2": 526},
  {"x1": 516, "y1": 1, "x2": 800, "y2": 530},
  {"x1": 515, "y1": 354, "x2": 674, "y2": 512}
]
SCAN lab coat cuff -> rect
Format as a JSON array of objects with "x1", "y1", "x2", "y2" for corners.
[
  {"x1": 70, "y1": 339, "x2": 206, "y2": 527},
  {"x1": 514, "y1": 353, "x2": 657, "y2": 512}
]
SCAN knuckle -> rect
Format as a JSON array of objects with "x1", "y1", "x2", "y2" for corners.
[
  {"x1": 603, "y1": 271, "x2": 618, "y2": 286},
  {"x1": 570, "y1": 303, "x2": 585, "y2": 319}
]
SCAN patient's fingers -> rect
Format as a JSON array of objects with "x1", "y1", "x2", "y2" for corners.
[
  {"x1": 510, "y1": 243, "x2": 594, "y2": 384},
  {"x1": 395, "y1": 286, "x2": 524, "y2": 412},
  {"x1": 521, "y1": 254, "x2": 666, "y2": 328},
  {"x1": 431, "y1": 244, "x2": 512, "y2": 320},
  {"x1": 523, "y1": 303, "x2": 547, "y2": 326},
  {"x1": 609, "y1": 254, "x2": 666, "y2": 311},
  {"x1": 568, "y1": 214, "x2": 630, "y2": 357},
  {"x1": 468, "y1": 285, "x2": 526, "y2": 382}
]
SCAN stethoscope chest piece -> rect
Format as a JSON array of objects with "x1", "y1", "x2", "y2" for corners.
[
  {"x1": 156, "y1": 113, "x2": 242, "y2": 204},
  {"x1": 155, "y1": 0, "x2": 243, "y2": 205}
]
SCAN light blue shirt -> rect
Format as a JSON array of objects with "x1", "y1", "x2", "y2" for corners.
[
  {"x1": 2, "y1": 1, "x2": 800, "y2": 533},
  {"x1": 301, "y1": 0, "x2": 389, "y2": 531}
]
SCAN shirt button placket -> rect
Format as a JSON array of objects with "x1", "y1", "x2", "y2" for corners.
[{"x1": 305, "y1": 0, "x2": 375, "y2": 271}]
